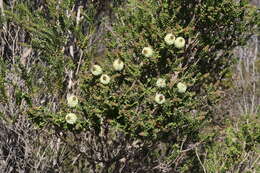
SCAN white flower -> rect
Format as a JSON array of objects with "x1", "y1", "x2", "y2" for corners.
[
  {"x1": 65, "y1": 113, "x2": 77, "y2": 124},
  {"x1": 113, "y1": 59, "x2": 124, "y2": 71},
  {"x1": 91, "y1": 64, "x2": 103, "y2": 76},
  {"x1": 100, "y1": 74, "x2": 110, "y2": 85},
  {"x1": 156, "y1": 78, "x2": 166, "y2": 88},
  {"x1": 67, "y1": 95, "x2": 78, "y2": 107},
  {"x1": 177, "y1": 82, "x2": 187, "y2": 93},
  {"x1": 174, "y1": 37, "x2": 185, "y2": 49},
  {"x1": 142, "y1": 47, "x2": 153, "y2": 57},
  {"x1": 164, "y1": 33, "x2": 175, "y2": 45},
  {"x1": 155, "y1": 93, "x2": 166, "y2": 104}
]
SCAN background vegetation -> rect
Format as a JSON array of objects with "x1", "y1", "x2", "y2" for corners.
[{"x1": 0, "y1": 0, "x2": 259, "y2": 172}]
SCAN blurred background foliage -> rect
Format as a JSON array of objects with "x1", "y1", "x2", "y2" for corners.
[{"x1": 0, "y1": 0, "x2": 259, "y2": 172}]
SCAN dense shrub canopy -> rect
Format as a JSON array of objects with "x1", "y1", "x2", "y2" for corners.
[
  {"x1": 77, "y1": 0, "x2": 257, "y2": 140},
  {"x1": 1, "y1": 0, "x2": 257, "y2": 140},
  {"x1": 0, "y1": 0, "x2": 258, "y2": 172}
]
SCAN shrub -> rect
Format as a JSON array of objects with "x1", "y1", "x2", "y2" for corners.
[
  {"x1": 79, "y1": 0, "x2": 257, "y2": 141},
  {"x1": 203, "y1": 115, "x2": 259, "y2": 172},
  {"x1": 0, "y1": 0, "x2": 257, "y2": 172}
]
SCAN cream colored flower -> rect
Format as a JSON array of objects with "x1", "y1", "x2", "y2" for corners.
[
  {"x1": 142, "y1": 47, "x2": 153, "y2": 57},
  {"x1": 100, "y1": 74, "x2": 110, "y2": 85},
  {"x1": 156, "y1": 78, "x2": 166, "y2": 88},
  {"x1": 164, "y1": 33, "x2": 175, "y2": 45},
  {"x1": 177, "y1": 82, "x2": 187, "y2": 93},
  {"x1": 67, "y1": 95, "x2": 78, "y2": 107},
  {"x1": 65, "y1": 113, "x2": 77, "y2": 124},
  {"x1": 155, "y1": 93, "x2": 166, "y2": 104},
  {"x1": 174, "y1": 37, "x2": 185, "y2": 49},
  {"x1": 91, "y1": 64, "x2": 103, "y2": 76},
  {"x1": 113, "y1": 59, "x2": 124, "y2": 71}
]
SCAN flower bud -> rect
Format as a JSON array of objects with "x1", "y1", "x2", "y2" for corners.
[
  {"x1": 155, "y1": 93, "x2": 166, "y2": 104},
  {"x1": 177, "y1": 82, "x2": 187, "y2": 93},
  {"x1": 113, "y1": 59, "x2": 124, "y2": 71},
  {"x1": 91, "y1": 64, "x2": 103, "y2": 76},
  {"x1": 164, "y1": 33, "x2": 175, "y2": 45},
  {"x1": 65, "y1": 113, "x2": 77, "y2": 124},
  {"x1": 156, "y1": 78, "x2": 166, "y2": 88},
  {"x1": 100, "y1": 74, "x2": 111, "y2": 85},
  {"x1": 174, "y1": 37, "x2": 185, "y2": 49},
  {"x1": 67, "y1": 95, "x2": 78, "y2": 107},
  {"x1": 142, "y1": 47, "x2": 153, "y2": 57}
]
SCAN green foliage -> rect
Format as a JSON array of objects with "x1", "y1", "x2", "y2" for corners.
[
  {"x1": 79, "y1": 0, "x2": 257, "y2": 140},
  {"x1": 2, "y1": 0, "x2": 97, "y2": 129},
  {"x1": 203, "y1": 115, "x2": 259, "y2": 172},
  {"x1": 0, "y1": 0, "x2": 258, "y2": 172},
  {"x1": 5, "y1": 0, "x2": 255, "y2": 139}
]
